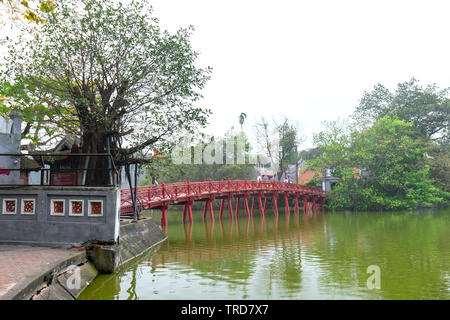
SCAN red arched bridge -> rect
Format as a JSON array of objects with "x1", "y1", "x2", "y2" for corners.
[{"x1": 120, "y1": 179, "x2": 326, "y2": 226}]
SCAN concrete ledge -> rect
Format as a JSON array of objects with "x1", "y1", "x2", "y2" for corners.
[
  {"x1": 3, "y1": 251, "x2": 87, "y2": 300},
  {"x1": 119, "y1": 218, "x2": 167, "y2": 265},
  {"x1": 31, "y1": 282, "x2": 74, "y2": 300},
  {"x1": 86, "y1": 245, "x2": 120, "y2": 273},
  {"x1": 56, "y1": 262, "x2": 98, "y2": 298},
  {"x1": 31, "y1": 262, "x2": 98, "y2": 300},
  {"x1": 87, "y1": 218, "x2": 167, "y2": 273}
]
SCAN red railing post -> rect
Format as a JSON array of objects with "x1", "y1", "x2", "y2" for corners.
[{"x1": 161, "y1": 182, "x2": 166, "y2": 199}]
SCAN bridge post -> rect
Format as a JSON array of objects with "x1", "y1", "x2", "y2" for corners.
[
  {"x1": 183, "y1": 200, "x2": 194, "y2": 224},
  {"x1": 209, "y1": 198, "x2": 215, "y2": 222},
  {"x1": 284, "y1": 193, "x2": 290, "y2": 216},
  {"x1": 188, "y1": 200, "x2": 194, "y2": 224},
  {"x1": 182, "y1": 204, "x2": 187, "y2": 223},
  {"x1": 227, "y1": 196, "x2": 233, "y2": 220},
  {"x1": 303, "y1": 196, "x2": 308, "y2": 214},
  {"x1": 235, "y1": 197, "x2": 240, "y2": 217},
  {"x1": 251, "y1": 196, "x2": 255, "y2": 216},
  {"x1": 263, "y1": 197, "x2": 268, "y2": 211},
  {"x1": 219, "y1": 198, "x2": 225, "y2": 219},
  {"x1": 243, "y1": 195, "x2": 250, "y2": 217},
  {"x1": 257, "y1": 194, "x2": 265, "y2": 217},
  {"x1": 272, "y1": 194, "x2": 278, "y2": 216},
  {"x1": 294, "y1": 196, "x2": 299, "y2": 215},
  {"x1": 203, "y1": 200, "x2": 209, "y2": 221},
  {"x1": 161, "y1": 204, "x2": 169, "y2": 227},
  {"x1": 313, "y1": 197, "x2": 318, "y2": 213}
]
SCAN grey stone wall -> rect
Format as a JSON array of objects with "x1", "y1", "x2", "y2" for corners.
[{"x1": 0, "y1": 186, "x2": 120, "y2": 246}]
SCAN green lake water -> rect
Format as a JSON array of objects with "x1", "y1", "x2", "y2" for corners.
[{"x1": 78, "y1": 208, "x2": 450, "y2": 300}]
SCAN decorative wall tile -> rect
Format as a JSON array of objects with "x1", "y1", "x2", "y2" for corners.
[
  {"x1": 21, "y1": 199, "x2": 35, "y2": 215},
  {"x1": 3, "y1": 199, "x2": 17, "y2": 215},
  {"x1": 50, "y1": 199, "x2": 65, "y2": 216},
  {"x1": 88, "y1": 200, "x2": 103, "y2": 217},
  {"x1": 69, "y1": 200, "x2": 84, "y2": 216}
]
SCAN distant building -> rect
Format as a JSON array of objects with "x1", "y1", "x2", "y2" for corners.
[
  {"x1": 0, "y1": 110, "x2": 44, "y2": 185},
  {"x1": 0, "y1": 110, "x2": 23, "y2": 184},
  {"x1": 255, "y1": 165, "x2": 274, "y2": 181},
  {"x1": 321, "y1": 168, "x2": 340, "y2": 192},
  {"x1": 298, "y1": 165, "x2": 361, "y2": 192},
  {"x1": 298, "y1": 168, "x2": 322, "y2": 184}
]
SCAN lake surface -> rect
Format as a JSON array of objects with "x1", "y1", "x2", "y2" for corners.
[{"x1": 78, "y1": 208, "x2": 450, "y2": 300}]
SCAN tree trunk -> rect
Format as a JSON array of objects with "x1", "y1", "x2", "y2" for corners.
[{"x1": 82, "y1": 127, "x2": 110, "y2": 186}]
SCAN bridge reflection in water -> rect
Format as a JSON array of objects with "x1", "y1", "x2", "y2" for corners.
[
  {"x1": 78, "y1": 208, "x2": 450, "y2": 300},
  {"x1": 80, "y1": 210, "x2": 328, "y2": 299}
]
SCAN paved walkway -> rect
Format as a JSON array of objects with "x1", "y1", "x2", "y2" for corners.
[{"x1": 0, "y1": 245, "x2": 84, "y2": 300}]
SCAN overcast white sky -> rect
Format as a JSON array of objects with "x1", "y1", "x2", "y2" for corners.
[{"x1": 149, "y1": 0, "x2": 450, "y2": 149}]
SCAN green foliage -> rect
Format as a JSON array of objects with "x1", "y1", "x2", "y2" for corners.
[
  {"x1": 298, "y1": 147, "x2": 322, "y2": 161},
  {"x1": 353, "y1": 78, "x2": 450, "y2": 194},
  {"x1": 354, "y1": 78, "x2": 450, "y2": 142},
  {"x1": 427, "y1": 142, "x2": 450, "y2": 193},
  {"x1": 1, "y1": 0, "x2": 211, "y2": 168},
  {"x1": 304, "y1": 173, "x2": 321, "y2": 188},
  {"x1": 310, "y1": 117, "x2": 448, "y2": 210}
]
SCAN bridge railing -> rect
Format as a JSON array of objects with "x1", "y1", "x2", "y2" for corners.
[{"x1": 120, "y1": 179, "x2": 323, "y2": 212}]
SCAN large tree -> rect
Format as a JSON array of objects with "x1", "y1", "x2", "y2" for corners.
[
  {"x1": 254, "y1": 116, "x2": 303, "y2": 181},
  {"x1": 310, "y1": 117, "x2": 446, "y2": 210},
  {"x1": 1, "y1": 0, "x2": 211, "y2": 185},
  {"x1": 353, "y1": 78, "x2": 450, "y2": 142},
  {"x1": 353, "y1": 78, "x2": 450, "y2": 191}
]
